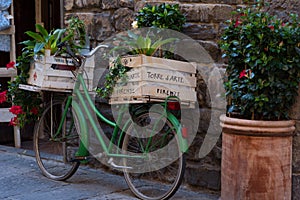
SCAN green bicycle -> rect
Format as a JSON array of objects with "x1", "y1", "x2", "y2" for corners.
[{"x1": 33, "y1": 44, "x2": 188, "y2": 200}]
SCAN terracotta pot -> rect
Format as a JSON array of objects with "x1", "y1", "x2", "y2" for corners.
[{"x1": 220, "y1": 114, "x2": 295, "y2": 200}]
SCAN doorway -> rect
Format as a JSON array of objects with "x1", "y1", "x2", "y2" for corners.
[{"x1": 0, "y1": 0, "x2": 63, "y2": 146}]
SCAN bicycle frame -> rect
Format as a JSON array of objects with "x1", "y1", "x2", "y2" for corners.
[{"x1": 56, "y1": 54, "x2": 189, "y2": 161}]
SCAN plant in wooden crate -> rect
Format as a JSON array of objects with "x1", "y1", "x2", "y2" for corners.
[
  {"x1": 26, "y1": 17, "x2": 86, "y2": 56},
  {"x1": 2, "y1": 17, "x2": 87, "y2": 127},
  {"x1": 97, "y1": 3, "x2": 188, "y2": 100},
  {"x1": 96, "y1": 30, "x2": 177, "y2": 98},
  {"x1": 218, "y1": 2, "x2": 300, "y2": 199}
]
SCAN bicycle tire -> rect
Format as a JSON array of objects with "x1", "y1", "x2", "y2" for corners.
[
  {"x1": 122, "y1": 112, "x2": 186, "y2": 200},
  {"x1": 34, "y1": 99, "x2": 80, "y2": 181}
]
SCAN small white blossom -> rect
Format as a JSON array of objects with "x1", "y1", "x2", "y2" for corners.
[{"x1": 131, "y1": 21, "x2": 138, "y2": 29}]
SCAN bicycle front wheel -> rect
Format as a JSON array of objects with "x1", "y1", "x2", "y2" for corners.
[
  {"x1": 34, "y1": 99, "x2": 80, "y2": 181},
  {"x1": 122, "y1": 112, "x2": 186, "y2": 200}
]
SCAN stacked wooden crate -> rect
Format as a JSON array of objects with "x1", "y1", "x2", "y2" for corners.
[
  {"x1": 27, "y1": 54, "x2": 94, "y2": 91},
  {"x1": 109, "y1": 55, "x2": 197, "y2": 108}
]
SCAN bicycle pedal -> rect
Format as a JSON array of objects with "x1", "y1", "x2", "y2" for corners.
[{"x1": 70, "y1": 156, "x2": 90, "y2": 162}]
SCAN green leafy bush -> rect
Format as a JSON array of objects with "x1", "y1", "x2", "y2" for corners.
[
  {"x1": 219, "y1": 3, "x2": 300, "y2": 120},
  {"x1": 135, "y1": 3, "x2": 186, "y2": 31}
]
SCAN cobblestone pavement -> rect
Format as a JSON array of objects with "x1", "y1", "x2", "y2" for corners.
[{"x1": 0, "y1": 145, "x2": 219, "y2": 200}]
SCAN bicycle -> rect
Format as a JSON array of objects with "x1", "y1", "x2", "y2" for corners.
[{"x1": 32, "y1": 44, "x2": 189, "y2": 200}]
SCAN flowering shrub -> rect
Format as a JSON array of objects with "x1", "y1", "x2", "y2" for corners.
[
  {"x1": 0, "y1": 90, "x2": 7, "y2": 104},
  {"x1": 219, "y1": 3, "x2": 300, "y2": 120},
  {"x1": 0, "y1": 59, "x2": 42, "y2": 127}
]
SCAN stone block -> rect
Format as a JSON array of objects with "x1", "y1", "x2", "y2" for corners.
[
  {"x1": 64, "y1": 0, "x2": 74, "y2": 11},
  {"x1": 211, "y1": 4, "x2": 233, "y2": 23},
  {"x1": 119, "y1": 0, "x2": 134, "y2": 8},
  {"x1": 180, "y1": 4, "x2": 211, "y2": 23},
  {"x1": 183, "y1": 23, "x2": 217, "y2": 40},
  {"x1": 74, "y1": 0, "x2": 101, "y2": 8},
  {"x1": 113, "y1": 8, "x2": 134, "y2": 31},
  {"x1": 185, "y1": 162, "x2": 221, "y2": 190},
  {"x1": 293, "y1": 134, "x2": 300, "y2": 172},
  {"x1": 198, "y1": 40, "x2": 222, "y2": 63},
  {"x1": 290, "y1": 85, "x2": 300, "y2": 120},
  {"x1": 91, "y1": 12, "x2": 115, "y2": 41},
  {"x1": 293, "y1": 174, "x2": 300, "y2": 200},
  {"x1": 102, "y1": 0, "x2": 119, "y2": 10}
]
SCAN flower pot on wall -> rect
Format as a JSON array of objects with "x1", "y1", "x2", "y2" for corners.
[{"x1": 220, "y1": 114, "x2": 295, "y2": 200}]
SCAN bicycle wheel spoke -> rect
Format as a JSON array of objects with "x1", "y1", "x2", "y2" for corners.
[
  {"x1": 122, "y1": 112, "x2": 185, "y2": 200},
  {"x1": 34, "y1": 100, "x2": 80, "y2": 181}
]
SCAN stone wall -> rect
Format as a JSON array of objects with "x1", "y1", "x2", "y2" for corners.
[
  {"x1": 64, "y1": 0, "x2": 300, "y2": 196},
  {"x1": 263, "y1": 1, "x2": 300, "y2": 199}
]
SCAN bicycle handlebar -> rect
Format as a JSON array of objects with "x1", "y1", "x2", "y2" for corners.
[
  {"x1": 81, "y1": 44, "x2": 109, "y2": 58},
  {"x1": 56, "y1": 42, "x2": 109, "y2": 67}
]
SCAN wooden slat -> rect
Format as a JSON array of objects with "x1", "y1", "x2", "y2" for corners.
[
  {"x1": 0, "y1": 108, "x2": 14, "y2": 122},
  {"x1": 0, "y1": 68, "x2": 17, "y2": 77},
  {"x1": 121, "y1": 55, "x2": 197, "y2": 74},
  {"x1": 0, "y1": 25, "x2": 15, "y2": 35},
  {"x1": 109, "y1": 96, "x2": 195, "y2": 108}
]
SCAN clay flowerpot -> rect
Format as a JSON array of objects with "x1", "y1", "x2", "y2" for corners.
[{"x1": 220, "y1": 114, "x2": 295, "y2": 200}]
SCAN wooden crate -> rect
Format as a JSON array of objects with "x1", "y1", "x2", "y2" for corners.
[
  {"x1": 109, "y1": 55, "x2": 197, "y2": 107},
  {"x1": 27, "y1": 55, "x2": 94, "y2": 91}
]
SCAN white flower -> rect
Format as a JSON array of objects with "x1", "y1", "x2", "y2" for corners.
[{"x1": 131, "y1": 21, "x2": 138, "y2": 29}]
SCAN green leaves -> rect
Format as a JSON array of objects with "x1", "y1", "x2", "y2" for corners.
[
  {"x1": 136, "y1": 3, "x2": 186, "y2": 31},
  {"x1": 219, "y1": 4, "x2": 300, "y2": 120},
  {"x1": 112, "y1": 30, "x2": 176, "y2": 57},
  {"x1": 96, "y1": 57, "x2": 129, "y2": 98},
  {"x1": 24, "y1": 17, "x2": 86, "y2": 56}
]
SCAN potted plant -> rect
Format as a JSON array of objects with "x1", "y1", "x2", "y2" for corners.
[
  {"x1": 0, "y1": 17, "x2": 87, "y2": 128},
  {"x1": 219, "y1": 2, "x2": 300, "y2": 199},
  {"x1": 96, "y1": 29, "x2": 197, "y2": 107},
  {"x1": 96, "y1": 3, "x2": 196, "y2": 104}
]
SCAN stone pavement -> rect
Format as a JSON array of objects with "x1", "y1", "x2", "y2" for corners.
[{"x1": 0, "y1": 145, "x2": 220, "y2": 200}]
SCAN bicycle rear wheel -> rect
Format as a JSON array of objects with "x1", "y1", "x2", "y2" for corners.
[
  {"x1": 34, "y1": 99, "x2": 80, "y2": 181},
  {"x1": 122, "y1": 112, "x2": 186, "y2": 200}
]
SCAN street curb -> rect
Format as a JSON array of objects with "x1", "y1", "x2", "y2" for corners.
[{"x1": 0, "y1": 144, "x2": 35, "y2": 158}]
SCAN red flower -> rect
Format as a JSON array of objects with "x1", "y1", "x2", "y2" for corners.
[
  {"x1": 30, "y1": 107, "x2": 39, "y2": 115},
  {"x1": 6, "y1": 61, "x2": 15, "y2": 69},
  {"x1": 0, "y1": 90, "x2": 7, "y2": 104},
  {"x1": 239, "y1": 70, "x2": 247, "y2": 78},
  {"x1": 9, "y1": 105, "x2": 23, "y2": 115},
  {"x1": 234, "y1": 18, "x2": 242, "y2": 28},
  {"x1": 9, "y1": 116, "x2": 18, "y2": 126},
  {"x1": 268, "y1": 25, "x2": 274, "y2": 31}
]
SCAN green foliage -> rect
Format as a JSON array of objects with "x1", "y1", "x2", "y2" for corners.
[
  {"x1": 135, "y1": 3, "x2": 186, "y2": 31},
  {"x1": 25, "y1": 24, "x2": 69, "y2": 55},
  {"x1": 7, "y1": 45, "x2": 42, "y2": 127},
  {"x1": 219, "y1": 3, "x2": 300, "y2": 120},
  {"x1": 25, "y1": 17, "x2": 86, "y2": 55},
  {"x1": 65, "y1": 17, "x2": 87, "y2": 51},
  {"x1": 113, "y1": 30, "x2": 176, "y2": 56},
  {"x1": 96, "y1": 57, "x2": 129, "y2": 98}
]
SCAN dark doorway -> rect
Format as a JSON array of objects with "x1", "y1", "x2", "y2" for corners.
[
  {"x1": 14, "y1": 0, "x2": 36, "y2": 55},
  {"x1": 42, "y1": 0, "x2": 62, "y2": 31}
]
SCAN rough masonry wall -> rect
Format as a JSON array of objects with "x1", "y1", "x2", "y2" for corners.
[{"x1": 64, "y1": 0, "x2": 300, "y2": 196}]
